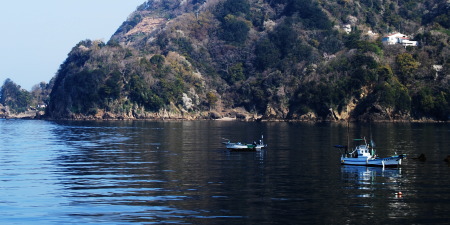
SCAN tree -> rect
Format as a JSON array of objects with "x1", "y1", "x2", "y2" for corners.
[
  {"x1": 30, "y1": 81, "x2": 51, "y2": 108},
  {"x1": 150, "y1": 54, "x2": 165, "y2": 68},
  {"x1": 377, "y1": 65, "x2": 394, "y2": 82},
  {"x1": 128, "y1": 74, "x2": 163, "y2": 111},
  {"x1": 227, "y1": 63, "x2": 245, "y2": 83},
  {"x1": 99, "y1": 71, "x2": 122, "y2": 100},
  {"x1": 255, "y1": 38, "x2": 281, "y2": 70},
  {"x1": 284, "y1": 0, "x2": 332, "y2": 29},
  {"x1": 396, "y1": 53, "x2": 419, "y2": 83},
  {"x1": 433, "y1": 91, "x2": 449, "y2": 121},
  {"x1": 220, "y1": 15, "x2": 250, "y2": 44},
  {"x1": 269, "y1": 21, "x2": 297, "y2": 57},
  {"x1": 216, "y1": 0, "x2": 250, "y2": 18},
  {"x1": 206, "y1": 92, "x2": 218, "y2": 110},
  {"x1": 413, "y1": 88, "x2": 449, "y2": 120}
]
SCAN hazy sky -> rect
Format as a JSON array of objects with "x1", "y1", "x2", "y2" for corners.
[{"x1": 0, "y1": 0, "x2": 145, "y2": 90}]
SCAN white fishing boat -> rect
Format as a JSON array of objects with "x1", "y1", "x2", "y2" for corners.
[
  {"x1": 335, "y1": 137, "x2": 405, "y2": 167},
  {"x1": 222, "y1": 135, "x2": 267, "y2": 151}
]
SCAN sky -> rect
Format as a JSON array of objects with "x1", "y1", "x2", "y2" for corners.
[{"x1": 0, "y1": 0, "x2": 146, "y2": 91}]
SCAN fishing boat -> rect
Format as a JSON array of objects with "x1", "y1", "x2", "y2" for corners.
[
  {"x1": 222, "y1": 135, "x2": 267, "y2": 151},
  {"x1": 334, "y1": 137, "x2": 405, "y2": 167}
]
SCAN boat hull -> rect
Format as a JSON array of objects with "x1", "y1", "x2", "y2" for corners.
[
  {"x1": 222, "y1": 136, "x2": 267, "y2": 152},
  {"x1": 341, "y1": 156, "x2": 403, "y2": 167},
  {"x1": 225, "y1": 143, "x2": 265, "y2": 151}
]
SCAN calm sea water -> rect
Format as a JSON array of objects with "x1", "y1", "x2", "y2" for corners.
[{"x1": 0, "y1": 119, "x2": 449, "y2": 224}]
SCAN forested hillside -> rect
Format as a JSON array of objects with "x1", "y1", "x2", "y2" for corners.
[
  {"x1": 0, "y1": 79, "x2": 50, "y2": 118},
  {"x1": 42, "y1": 0, "x2": 449, "y2": 121}
]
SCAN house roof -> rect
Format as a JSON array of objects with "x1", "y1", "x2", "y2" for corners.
[
  {"x1": 384, "y1": 32, "x2": 409, "y2": 39},
  {"x1": 388, "y1": 32, "x2": 402, "y2": 36}
]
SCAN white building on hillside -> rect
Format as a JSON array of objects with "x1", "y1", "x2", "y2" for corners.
[
  {"x1": 382, "y1": 32, "x2": 418, "y2": 46},
  {"x1": 343, "y1": 24, "x2": 351, "y2": 34}
]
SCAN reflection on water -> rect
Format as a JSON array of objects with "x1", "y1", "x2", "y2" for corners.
[
  {"x1": 338, "y1": 166, "x2": 408, "y2": 223},
  {"x1": 1, "y1": 120, "x2": 450, "y2": 224},
  {"x1": 341, "y1": 166, "x2": 402, "y2": 196}
]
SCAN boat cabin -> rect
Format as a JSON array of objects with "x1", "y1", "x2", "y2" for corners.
[
  {"x1": 354, "y1": 145, "x2": 372, "y2": 158},
  {"x1": 335, "y1": 137, "x2": 377, "y2": 159}
]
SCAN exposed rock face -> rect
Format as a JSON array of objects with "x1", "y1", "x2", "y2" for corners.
[
  {"x1": 52, "y1": 105, "x2": 266, "y2": 121},
  {"x1": 1, "y1": 110, "x2": 40, "y2": 119},
  {"x1": 0, "y1": 104, "x2": 9, "y2": 118},
  {"x1": 125, "y1": 17, "x2": 166, "y2": 37},
  {"x1": 0, "y1": 104, "x2": 44, "y2": 119}
]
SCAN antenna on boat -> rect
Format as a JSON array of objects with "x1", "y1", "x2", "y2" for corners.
[
  {"x1": 346, "y1": 119, "x2": 350, "y2": 151},
  {"x1": 369, "y1": 121, "x2": 376, "y2": 148}
]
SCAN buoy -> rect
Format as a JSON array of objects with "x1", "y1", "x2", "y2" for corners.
[{"x1": 395, "y1": 191, "x2": 403, "y2": 197}]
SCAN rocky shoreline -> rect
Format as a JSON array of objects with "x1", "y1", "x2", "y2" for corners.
[
  {"x1": 2, "y1": 108, "x2": 445, "y2": 123},
  {"x1": 1, "y1": 100, "x2": 444, "y2": 122}
]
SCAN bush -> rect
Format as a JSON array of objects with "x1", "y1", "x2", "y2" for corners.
[
  {"x1": 150, "y1": 55, "x2": 165, "y2": 67},
  {"x1": 357, "y1": 41, "x2": 382, "y2": 55}
]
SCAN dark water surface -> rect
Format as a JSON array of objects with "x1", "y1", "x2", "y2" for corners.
[{"x1": 1, "y1": 119, "x2": 449, "y2": 224}]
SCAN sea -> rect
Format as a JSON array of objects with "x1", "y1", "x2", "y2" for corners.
[{"x1": 0, "y1": 119, "x2": 449, "y2": 224}]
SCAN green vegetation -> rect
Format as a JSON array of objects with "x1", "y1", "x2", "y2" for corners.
[
  {"x1": 284, "y1": 0, "x2": 332, "y2": 30},
  {"x1": 220, "y1": 15, "x2": 250, "y2": 44},
  {"x1": 206, "y1": 92, "x2": 218, "y2": 110},
  {"x1": 412, "y1": 87, "x2": 450, "y2": 121},
  {"x1": 0, "y1": 79, "x2": 32, "y2": 113},
  {"x1": 3, "y1": 0, "x2": 446, "y2": 121},
  {"x1": 0, "y1": 79, "x2": 50, "y2": 114},
  {"x1": 215, "y1": 0, "x2": 251, "y2": 44}
]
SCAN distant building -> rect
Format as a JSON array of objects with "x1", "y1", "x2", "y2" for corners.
[
  {"x1": 365, "y1": 30, "x2": 379, "y2": 40},
  {"x1": 432, "y1": 65, "x2": 443, "y2": 79},
  {"x1": 343, "y1": 24, "x2": 351, "y2": 34},
  {"x1": 382, "y1": 33, "x2": 418, "y2": 47},
  {"x1": 367, "y1": 30, "x2": 376, "y2": 36}
]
